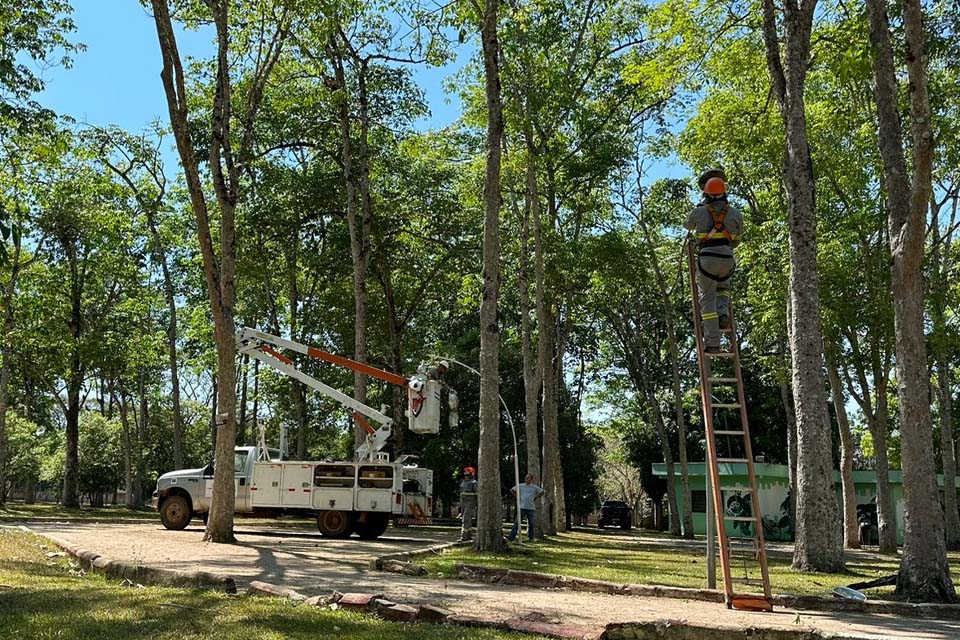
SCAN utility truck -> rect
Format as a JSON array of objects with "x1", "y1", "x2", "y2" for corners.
[{"x1": 154, "y1": 328, "x2": 456, "y2": 539}]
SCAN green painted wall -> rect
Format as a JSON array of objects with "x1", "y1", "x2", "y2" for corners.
[{"x1": 652, "y1": 462, "x2": 958, "y2": 545}]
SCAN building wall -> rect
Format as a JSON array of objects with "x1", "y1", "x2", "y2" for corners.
[{"x1": 653, "y1": 462, "x2": 954, "y2": 545}]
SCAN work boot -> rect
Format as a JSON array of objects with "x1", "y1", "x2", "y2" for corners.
[
  {"x1": 704, "y1": 345, "x2": 722, "y2": 354},
  {"x1": 719, "y1": 314, "x2": 732, "y2": 331}
]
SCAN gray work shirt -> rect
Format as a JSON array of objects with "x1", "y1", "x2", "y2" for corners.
[
  {"x1": 684, "y1": 200, "x2": 744, "y2": 256},
  {"x1": 460, "y1": 478, "x2": 478, "y2": 504}
]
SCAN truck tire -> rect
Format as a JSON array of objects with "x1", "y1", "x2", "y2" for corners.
[
  {"x1": 354, "y1": 513, "x2": 390, "y2": 540},
  {"x1": 317, "y1": 510, "x2": 354, "y2": 538},
  {"x1": 160, "y1": 496, "x2": 191, "y2": 530}
]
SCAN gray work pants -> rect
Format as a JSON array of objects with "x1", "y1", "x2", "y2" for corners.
[
  {"x1": 696, "y1": 252, "x2": 735, "y2": 348},
  {"x1": 460, "y1": 499, "x2": 476, "y2": 540}
]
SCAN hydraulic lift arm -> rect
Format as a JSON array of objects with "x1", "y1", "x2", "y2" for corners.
[{"x1": 236, "y1": 327, "x2": 440, "y2": 462}]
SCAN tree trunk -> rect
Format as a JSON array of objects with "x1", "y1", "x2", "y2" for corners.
[
  {"x1": 474, "y1": 0, "x2": 505, "y2": 553},
  {"x1": 827, "y1": 359, "x2": 859, "y2": 549},
  {"x1": 210, "y1": 373, "x2": 218, "y2": 456},
  {"x1": 638, "y1": 214, "x2": 692, "y2": 538},
  {"x1": 643, "y1": 385, "x2": 681, "y2": 536},
  {"x1": 330, "y1": 44, "x2": 370, "y2": 451},
  {"x1": 938, "y1": 358, "x2": 960, "y2": 549},
  {"x1": 866, "y1": 0, "x2": 955, "y2": 601},
  {"x1": 531, "y1": 152, "x2": 564, "y2": 535},
  {"x1": 871, "y1": 386, "x2": 898, "y2": 553},
  {"x1": 931, "y1": 194, "x2": 960, "y2": 549},
  {"x1": 120, "y1": 389, "x2": 134, "y2": 509},
  {"x1": 132, "y1": 369, "x2": 148, "y2": 510},
  {"x1": 762, "y1": 0, "x2": 844, "y2": 572},
  {"x1": 0, "y1": 240, "x2": 21, "y2": 508},
  {"x1": 62, "y1": 328, "x2": 83, "y2": 508},
  {"x1": 780, "y1": 375, "x2": 798, "y2": 527},
  {"x1": 519, "y1": 155, "x2": 543, "y2": 538},
  {"x1": 144, "y1": 208, "x2": 184, "y2": 470}
]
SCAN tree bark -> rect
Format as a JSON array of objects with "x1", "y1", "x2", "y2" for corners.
[
  {"x1": 866, "y1": 0, "x2": 955, "y2": 601},
  {"x1": 938, "y1": 357, "x2": 960, "y2": 549},
  {"x1": 518, "y1": 156, "x2": 543, "y2": 538},
  {"x1": 931, "y1": 195, "x2": 959, "y2": 549},
  {"x1": 329, "y1": 43, "x2": 370, "y2": 451},
  {"x1": 827, "y1": 358, "x2": 859, "y2": 549},
  {"x1": 871, "y1": 383, "x2": 898, "y2": 553},
  {"x1": 643, "y1": 385, "x2": 681, "y2": 536},
  {"x1": 140, "y1": 207, "x2": 184, "y2": 470},
  {"x1": 762, "y1": 0, "x2": 844, "y2": 572},
  {"x1": 150, "y1": 0, "x2": 284, "y2": 542},
  {"x1": 637, "y1": 213, "x2": 692, "y2": 538},
  {"x1": 0, "y1": 238, "x2": 22, "y2": 508},
  {"x1": 474, "y1": 0, "x2": 505, "y2": 553},
  {"x1": 119, "y1": 388, "x2": 134, "y2": 509}
]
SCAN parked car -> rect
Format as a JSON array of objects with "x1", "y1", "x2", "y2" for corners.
[{"x1": 598, "y1": 500, "x2": 632, "y2": 530}]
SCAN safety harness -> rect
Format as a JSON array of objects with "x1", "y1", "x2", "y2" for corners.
[
  {"x1": 697, "y1": 202, "x2": 736, "y2": 283},
  {"x1": 701, "y1": 203, "x2": 734, "y2": 247}
]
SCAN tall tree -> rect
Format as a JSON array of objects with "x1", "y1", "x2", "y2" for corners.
[
  {"x1": 761, "y1": 0, "x2": 844, "y2": 572},
  {"x1": 826, "y1": 356, "x2": 859, "y2": 549},
  {"x1": 865, "y1": 0, "x2": 956, "y2": 602},
  {"x1": 474, "y1": 0, "x2": 506, "y2": 552},
  {"x1": 148, "y1": 0, "x2": 292, "y2": 542}
]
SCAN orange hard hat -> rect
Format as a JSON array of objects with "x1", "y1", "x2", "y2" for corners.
[
  {"x1": 464, "y1": 466, "x2": 476, "y2": 476},
  {"x1": 704, "y1": 177, "x2": 726, "y2": 195}
]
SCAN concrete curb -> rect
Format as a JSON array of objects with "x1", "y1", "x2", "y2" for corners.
[
  {"x1": 240, "y1": 582, "x2": 601, "y2": 639},
  {"x1": 40, "y1": 532, "x2": 237, "y2": 593},
  {"x1": 454, "y1": 563, "x2": 960, "y2": 620},
  {"x1": 369, "y1": 539, "x2": 471, "y2": 571},
  {"x1": 600, "y1": 621, "x2": 868, "y2": 640},
  {"x1": 241, "y1": 581, "x2": 869, "y2": 640}
]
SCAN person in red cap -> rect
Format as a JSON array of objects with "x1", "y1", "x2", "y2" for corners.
[{"x1": 458, "y1": 466, "x2": 478, "y2": 542}]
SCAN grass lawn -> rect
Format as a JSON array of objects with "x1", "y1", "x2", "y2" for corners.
[
  {"x1": 0, "y1": 529, "x2": 541, "y2": 640},
  {"x1": 0, "y1": 503, "x2": 160, "y2": 522},
  {"x1": 418, "y1": 528, "x2": 960, "y2": 599}
]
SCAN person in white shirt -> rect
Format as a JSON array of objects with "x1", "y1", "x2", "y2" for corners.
[{"x1": 508, "y1": 474, "x2": 544, "y2": 542}]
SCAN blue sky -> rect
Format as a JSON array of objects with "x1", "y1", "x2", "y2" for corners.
[
  {"x1": 36, "y1": 2, "x2": 686, "y2": 180},
  {"x1": 37, "y1": 2, "x2": 463, "y2": 144}
]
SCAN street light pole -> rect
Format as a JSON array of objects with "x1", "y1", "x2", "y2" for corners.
[{"x1": 442, "y1": 357, "x2": 523, "y2": 540}]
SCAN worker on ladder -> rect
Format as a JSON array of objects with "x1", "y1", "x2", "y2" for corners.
[{"x1": 685, "y1": 172, "x2": 743, "y2": 353}]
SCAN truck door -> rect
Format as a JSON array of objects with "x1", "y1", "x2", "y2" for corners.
[
  {"x1": 234, "y1": 450, "x2": 252, "y2": 513},
  {"x1": 281, "y1": 464, "x2": 314, "y2": 507}
]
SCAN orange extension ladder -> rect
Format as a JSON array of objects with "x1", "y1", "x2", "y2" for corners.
[{"x1": 686, "y1": 239, "x2": 772, "y2": 612}]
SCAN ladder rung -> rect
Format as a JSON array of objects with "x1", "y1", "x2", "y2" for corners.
[
  {"x1": 711, "y1": 403, "x2": 741, "y2": 409},
  {"x1": 708, "y1": 377, "x2": 738, "y2": 383},
  {"x1": 717, "y1": 457, "x2": 749, "y2": 464},
  {"x1": 714, "y1": 430, "x2": 745, "y2": 436},
  {"x1": 724, "y1": 516, "x2": 758, "y2": 522},
  {"x1": 719, "y1": 486, "x2": 753, "y2": 492},
  {"x1": 704, "y1": 351, "x2": 735, "y2": 357},
  {"x1": 731, "y1": 578, "x2": 765, "y2": 585}
]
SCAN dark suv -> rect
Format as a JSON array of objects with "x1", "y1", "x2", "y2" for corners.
[{"x1": 598, "y1": 500, "x2": 632, "y2": 530}]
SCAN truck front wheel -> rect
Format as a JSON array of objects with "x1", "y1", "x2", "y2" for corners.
[
  {"x1": 160, "y1": 496, "x2": 192, "y2": 530},
  {"x1": 354, "y1": 513, "x2": 390, "y2": 540},
  {"x1": 317, "y1": 510, "x2": 354, "y2": 538}
]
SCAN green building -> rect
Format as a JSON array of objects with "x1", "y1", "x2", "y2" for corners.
[{"x1": 652, "y1": 462, "x2": 960, "y2": 544}]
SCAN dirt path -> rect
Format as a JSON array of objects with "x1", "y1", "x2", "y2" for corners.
[{"x1": 21, "y1": 520, "x2": 959, "y2": 639}]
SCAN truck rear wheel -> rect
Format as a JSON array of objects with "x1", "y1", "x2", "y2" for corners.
[
  {"x1": 160, "y1": 495, "x2": 191, "y2": 530},
  {"x1": 354, "y1": 513, "x2": 390, "y2": 540},
  {"x1": 317, "y1": 510, "x2": 354, "y2": 538}
]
